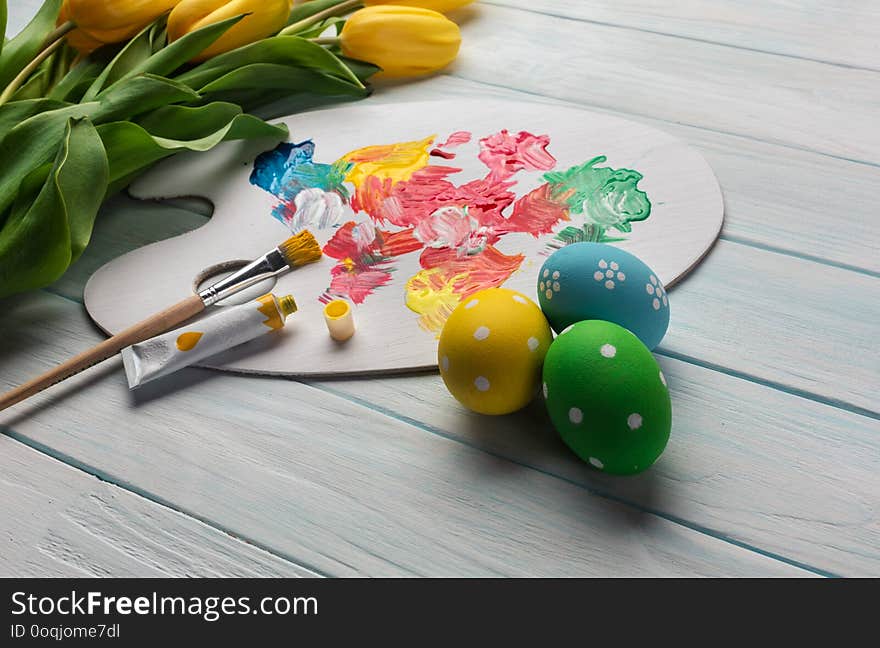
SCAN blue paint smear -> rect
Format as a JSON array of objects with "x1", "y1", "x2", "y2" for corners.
[{"x1": 249, "y1": 140, "x2": 352, "y2": 224}]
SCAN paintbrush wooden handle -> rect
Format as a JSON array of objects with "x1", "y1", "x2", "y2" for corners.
[{"x1": 0, "y1": 295, "x2": 204, "y2": 412}]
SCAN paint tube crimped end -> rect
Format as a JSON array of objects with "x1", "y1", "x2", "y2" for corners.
[{"x1": 324, "y1": 299, "x2": 355, "y2": 342}]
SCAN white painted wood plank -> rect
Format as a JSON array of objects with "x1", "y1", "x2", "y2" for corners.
[
  {"x1": 482, "y1": 1, "x2": 880, "y2": 70},
  {"x1": 0, "y1": 435, "x2": 319, "y2": 577},
  {"x1": 0, "y1": 291, "x2": 811, "y2": 576},
  {"x1": 452, "y1": 4, "x2": 880, "y2": 165},
  {"x1": 318, "y1": 361, "x2": 880, "y2": 577}
]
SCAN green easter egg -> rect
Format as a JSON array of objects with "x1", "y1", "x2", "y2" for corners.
[{"x1": 542, "y1": 320, "x2": 671, "y2": 475}]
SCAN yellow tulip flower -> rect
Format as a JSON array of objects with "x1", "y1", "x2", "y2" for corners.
[
  {"x1": 168, "y1": 0, "x2": 294, "y2": 62},
  {"x1": 340, "y1": 6, "x2": 461, "y2": 77},
  {"x1": 57, "y1": 1, "x2": 105, "y2": 54},
  {"x1": 63, "y1": 0, "x2": 182, "y2": 47},
  {"x1": 363, "y1": 0, "x2": 474, "y2": 13}
]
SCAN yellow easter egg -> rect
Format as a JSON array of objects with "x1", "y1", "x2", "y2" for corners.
[{"x1": 438, "y1": 288, "x2": 553, "y2": 415}]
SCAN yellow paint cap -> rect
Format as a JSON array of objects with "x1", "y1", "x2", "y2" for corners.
[
  {"x1": 278, "y1": 294, "x2": 298, "y2": 317},
  {"x1": 323, "y1": 299, "x2": 355, "y2": 342}
]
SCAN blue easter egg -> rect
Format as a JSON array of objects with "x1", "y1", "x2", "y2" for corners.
[{"x1": 537, "y1": 242, "x2": 670, "y2": 349}]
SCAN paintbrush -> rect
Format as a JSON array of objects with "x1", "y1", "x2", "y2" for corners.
[{"x1": 0, "y1": 231, "x2": 322, "y2": 412}]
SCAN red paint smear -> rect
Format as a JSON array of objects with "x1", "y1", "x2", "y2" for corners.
[
  {"x1": 327, "y1": 266, "x2": 393, "y2": 304},
  {"x1": 429, "y1": 148, "x2": 456, "y2": 159},
  {"x1": 379, "y1": 228, "x2": 422, "y2": 256},
  {"x1": 368, "y1": 166, "x2": 518, "y2": 234},
  {"x1": 500, "y1": 182, "x2": 570, "y2": 237},
  {"x1": 437, "y1": 131, "x2": 471, "y2": 148},
  {"x1": 478, "y1": 130, "x2": 556, "y2": 182},
  {"x1": 322, "y1": 221, "x2": 362, "y2": 260},
  {"x1": 420, "y1": 245, "x2": 525, "y2": 298}
]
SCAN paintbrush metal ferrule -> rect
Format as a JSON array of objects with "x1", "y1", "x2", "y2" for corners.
[{"x1": 198, "y1": 248, "x2": 289, "y2": 306}]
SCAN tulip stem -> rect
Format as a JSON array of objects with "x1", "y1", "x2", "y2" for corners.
[
  {"x1": 0, "y1": 21, "x2": 75, "y2": 107},
  {"x1": 280, "y1": 0, "x2": 362, "y2": 36},
  {"x1": 311, "y1": 37, "x2": 341, "y2": 46}
]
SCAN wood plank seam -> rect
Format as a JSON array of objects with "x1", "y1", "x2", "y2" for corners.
[
  {"x1": 718, "y1": 234, "x2": 880, "y2": 281},
  {"x1": 296, "y1": 380, "x2": 837, "y2": 577},
  {"x1": 0, "y1": 425, "x2": 332, "y2": 578},
  {"x1": 479, "y1": 0, "x2": 880, "y2": 73},
  {"x1": 444, "y1": 73, "x2": 880, "y2": 170}
]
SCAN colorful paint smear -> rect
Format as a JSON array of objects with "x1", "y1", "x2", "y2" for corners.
[{"x1": 250, "y1": 130, "x2": 651, "y2": 332}]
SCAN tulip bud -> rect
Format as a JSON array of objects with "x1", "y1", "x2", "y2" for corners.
[
  {"x1": 168, "y1": 0, "x2": 293, "y2": 62},
  {"x1": 340, "y1": 6, "x2": 461, "y2": 77},
  {"x1": 57, "y1": 1, "x2": 105, "y2": 54},
  {"x1": 362, "y1": 0, "x2": 474, "y2": 13},
  {"x1": 63, "y1": 0, "x2": 182, "y2": 48}
]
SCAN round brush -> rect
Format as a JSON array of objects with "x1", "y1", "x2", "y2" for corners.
[{"x1": 0, "y1": 231, "x2": 322, "y2": 412}]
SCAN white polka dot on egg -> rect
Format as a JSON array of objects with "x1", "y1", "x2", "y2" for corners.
[
  {"x1": 589, "y1": 457, "x2": 604, "y2": 469},
  {"x1": 474, "y1": 326, "x2": 490, "y2": 340},
  {"x1": 569, "y1": 407, "x2": 583, "y2": 424},
  {"x1": 465, "y1": 299, "x2": 478, "y2": 309},
  {"x1": 600, "y1": 343, "x2": 616, "y2": 358},
  {"x1": 627, "y1": 413, "x2": 643, "y2": 430},
  {"x1": 512, "y1": 295, "x2": 527, "y2": 304},
  {"x1": 527, "y1": 337, "x2": 539, "y2": 351},
  {"x1": 441, "y1": 356, "x2": 449, "y2": 372},
  {"x1": 474, "y1": 376, "x2": 490, "y2": 391}
]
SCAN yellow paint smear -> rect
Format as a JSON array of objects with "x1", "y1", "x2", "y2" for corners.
[
  {"x1": 342, "y1": 136, "x2": 435, "y2": 188},
  {"x1": 405, "y1": 268, "x2": 465, "y2": 335},
  {"x1": 176, "y1": 331, "x2": 203, "y2": 351}
]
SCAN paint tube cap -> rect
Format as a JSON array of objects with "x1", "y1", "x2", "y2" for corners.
[
  {"x1": 324, "y1": 299, "x2": 355, "y2": 342},
  {"x1": 278, "y1": 294, "x2": 298, "y2": 317}
]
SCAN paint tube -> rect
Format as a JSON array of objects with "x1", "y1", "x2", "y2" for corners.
[{"x1": 121, "y1": 293, "x2": 297, "y2": 389}]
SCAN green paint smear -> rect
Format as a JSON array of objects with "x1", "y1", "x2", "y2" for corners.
[{"x1": 544, "y1": 155, "x2": 651, "y2": 242}]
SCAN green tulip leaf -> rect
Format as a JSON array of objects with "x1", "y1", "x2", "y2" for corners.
[
  {"x1": 286, "y1": 0, "x2": 345, "y2": 27},
  {"x1": 10, "y1": 68, "x2": 47, "y2": 101},
  {"x1": 48, "y1": 58, "x2": 103, "y2": 102},
  {"x1": 199, "y1": 63, "x2": 367, "y2": 97},
  {"x1": 0, "y1": 97, "x2": 70, "y2": 143},
  {"x1": 0, "y1": 0, "x2": 62, "y2": 90},
  {"x1": 98, "y1": 111, "x2": 287, "y2": 194},
  {"x1": 337, "y1": 56, "x2": 381, "y2": 83},
  {"x1": 0, "y1": 103, "x2": 98, "y2": 218},
  {"x1": 248, "y1": 92, "x2": 367, "y2": 121},
  {"x1": 81, "y1": 20, "x2": 157, "y2": 102},
  {"x1": 0, "y1": 75, "x2": 196, "y2": 216},
  {"x1": 295, "y1": 17, "x2": 347, "y2": 40},
  {"x1": 0, "y1": 117, "x2": 108, "y2": 298},
  {"x1": 93, "y1": 73, "x2": 200, "y2": 122},
  {"x1": 100, "y1": 14, "x2": 245, "y2": 97},
  {"x1": 149, "y1": 19, "x2": 168, "y2": 54},
  {"x1": 176, "y1": 36, "x2": 363, "y2": 91}
]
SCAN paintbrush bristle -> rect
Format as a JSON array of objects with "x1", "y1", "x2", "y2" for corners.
[{"x1": 278, "y1": 231, "x2": 322, "y2": 268}]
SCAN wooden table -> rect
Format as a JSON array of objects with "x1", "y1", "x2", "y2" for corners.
[{"x1": 2, "y1": 1, "x2": 877, "y2": 577}]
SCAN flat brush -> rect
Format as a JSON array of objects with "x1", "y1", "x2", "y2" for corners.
[{"x1": 0, "y1": 231, "x2": 322, "y2": 412}]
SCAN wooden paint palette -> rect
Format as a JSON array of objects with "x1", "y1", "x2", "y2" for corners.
[{"x1": 84, "y1": 99, "x2": 723, "y2": 377}]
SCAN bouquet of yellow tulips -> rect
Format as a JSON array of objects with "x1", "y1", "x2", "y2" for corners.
[{"x1": 0, "y1": 0, "x2": 472, "y2": 298}]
